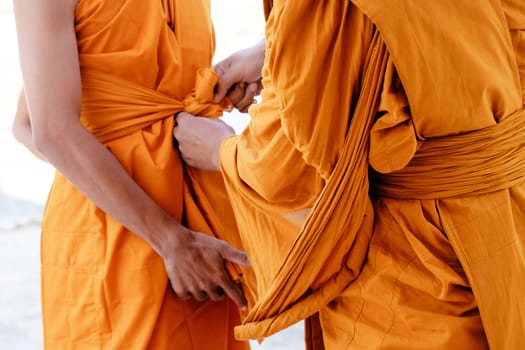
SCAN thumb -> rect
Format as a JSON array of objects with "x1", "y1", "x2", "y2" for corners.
[
  {"x1": 175, "y1": 112, "x2": 192, "y2": 125},
  {"x1": 213, "y1": 61, "x2": 237, "y2": 103},
  {"x1": 220, "y1": 244, "x2": 251, "y2": 266}
]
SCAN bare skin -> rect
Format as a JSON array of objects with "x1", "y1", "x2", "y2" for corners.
[
  {"x1": 214, "y1": 39, "x2": 266, "y2": 112},
  {"x1": 13, "y1": 0, "x2": 248, "y2": 309},
  {"x1": 12, "y1": 89, "x2": 46, "y2": 160},
  {"x1": 175, "y1": 112, "x2": 235, "y2": 171}
]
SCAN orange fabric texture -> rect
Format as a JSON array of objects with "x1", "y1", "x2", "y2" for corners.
[
  {"x1": 358, "y1": 1, "x2": 525, "y2": 348},
  {"x1": 262, "y1": 0, "x2": 272, "y2": 19},
  {"x1": 219, "y1": 0, "x2": 525, "y2": 349},
  {"x1": 221, "y1": 1, "x2": 382, "y2": 339},
  {"x1": 40, "y1": 0, "x2": 249, "y2": 349}
]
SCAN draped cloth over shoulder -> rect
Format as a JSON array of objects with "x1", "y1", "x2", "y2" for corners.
[
  {"x1": 354, "y1": 1, "x2": 525, "y2": 348},
  {"x1": 40, "y1": 0, "x2": 249, "y2": 349},
  {"x1": 222, "y1": 0, "x2": 525, "y2": 348},
  {"x1": 220, "y1": 0, "x2": 387, "y2": 339}
]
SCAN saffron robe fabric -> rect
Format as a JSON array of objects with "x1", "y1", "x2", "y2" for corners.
[
  {"x1": 219, "y1": 0, "x2": 525, "y2": 349},
  {"x1": 40, "y1": 0, "x2": 250, "y2": 348}
]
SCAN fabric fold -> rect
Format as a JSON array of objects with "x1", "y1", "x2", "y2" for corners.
[
  {"x1": 81, "y1": 67, "x2": 231, "y2": 143},
  {"x1": 372, "y1": 108, "x2": 525, "y2": 199},
  {"x1": 224, "y1": 0, "x2": 525, "y2": 348},
  {"x1": 41, "y1": 0, "x2": 248, "y2": 348},
  {"x1": 224, "y1": 27, "x2": 389, "y2": 340}
]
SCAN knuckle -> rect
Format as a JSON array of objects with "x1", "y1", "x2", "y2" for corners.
[{"x1": 172, "y1": 286, "x2": 185, "y2": 296}]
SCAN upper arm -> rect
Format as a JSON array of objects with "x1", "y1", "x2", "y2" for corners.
[{"x1": 13, "y1": 0, "x2": 81, "y2": 137}]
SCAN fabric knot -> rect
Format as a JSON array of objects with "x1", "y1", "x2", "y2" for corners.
[
  {"x1": 183, "y1": 68, "x2": 232, "y2": 118},
  {"x1": 80, "y1": 67, "x2": 231, "y2": 143}
]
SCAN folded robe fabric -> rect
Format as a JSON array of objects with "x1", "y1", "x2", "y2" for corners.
[
  {"x1": 221, "y1": 1, "x2": 384, "y2": 339},
  {"x1": 40, "y1": 0, "x2": 250, "y2": 348},
  {"x1": 221, "y1": 0, "x2": 525, "y2": 348},
  {"x1": 359, "y1": 1, "x2": 525, "y2": 348}
]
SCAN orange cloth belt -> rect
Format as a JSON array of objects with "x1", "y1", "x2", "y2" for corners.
[
  {"x1": 372, "y1": 108, "x2": 525, "y2": 199},
  {"x1": 80, "y1": 68, "x2": 231, "y2": 143}
]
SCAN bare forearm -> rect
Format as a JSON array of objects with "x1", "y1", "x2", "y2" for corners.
[
  {"x1": 35, "y1": 123, "x2": 185, "y2": 255},
  {"x1": 12, "y1": 0, "x2": 251, "y2": 308}
]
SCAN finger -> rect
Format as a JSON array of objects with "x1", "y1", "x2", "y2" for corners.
[
  {"x1": 214, "y1": 62, "x2": 225, "y2": 78},
  {"x1": 173, "y1": 125, "x2": 186, "y2": 141},
  {"x1": 215, "y1": 286, "x2": 225, "y2": 298},
  {"x1": 220, "y1": 278, "x2": 247, "y2": 311},
  {"x1": 180, "y1": 274, "x2": 207, "y2": 302},
  {"x1": 175, "y1": 291, "x2": 192, "y2": 301},
  {"x1": 256, "y1": 79, "x2": 263, "y2": 94},
  {"x1": 193, "y1": 290, "x2": 209, "y2": 302},
  {"x1": 214, "y1": 66, "x2": 238, "y2": 103},
  {"x1": 175, "y1": 112, "x2": 193, "y2": 125},
  {"x1": 219, "y1": 243, "x2": 251, "y2": 266},
  {"x1": 240, "y1": 99, "x2": 257, "y2": 113},
  {"x1": 168, "y1": 272, "x2": 189, "y2": 300},
  {"x1": 248, "y1": 81, "x2": 258, "y2": 95},
  {"x1": 205, "y1": 285, "x2": 226, "y2": 301},
  {"x1": 237, "y1": 98, "x2": 256, "y2": 114},
  {"x1": 227, "y1": 82, "x2": 246, "y2": 106},
  {"x1": 236, "y1": 83, "x2": 258, "y2": 112}
]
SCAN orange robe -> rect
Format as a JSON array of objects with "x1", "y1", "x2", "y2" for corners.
[
  {"x1": 219, "y1": 0, "x2": 525, "y2": 349},
  {"x1": 40, "y1": 0, "x2": 250, "y2": 349}
]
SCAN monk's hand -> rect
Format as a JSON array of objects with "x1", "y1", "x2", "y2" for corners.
[
  {"x1": 173, "y1": 112, "x2": 234, "y2": 171},
  {"x1": 224, "y1": 81, "x2": 262, "y2": 113},
  {"x1": 161, "y1": 225, "x2": 250, "y2": 310},
  {"x1": 213, "y1": 39, "x2": 265, "y2": 110}
]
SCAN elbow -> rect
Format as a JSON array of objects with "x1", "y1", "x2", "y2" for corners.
[
  {"x1": 11, "y1": 117, "x2": 32, "y2": 147},
  {"x1": 31, "y1": 121, "x2": 66, "y2": 156},
  {"x1": 32, "y1": 121, "x2": 80, "y2": 157},
  {"x1": 11, "y1": 120, "x2": 23, "y2": 144},
  {"x1": 32, "y1": 127, "x2": 56, "y2": 155}
]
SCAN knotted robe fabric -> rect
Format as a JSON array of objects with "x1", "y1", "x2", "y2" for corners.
[
  {"x1": 40, "y1": 0, "x2": 250, "y2": 348},
  {"x1": 219, "y1": 0, "x2": 525, "y2": 349}
]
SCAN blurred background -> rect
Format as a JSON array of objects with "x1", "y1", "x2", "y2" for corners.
[{"x1": 0, "y1": 1, "x2": 303, "y2": 348}]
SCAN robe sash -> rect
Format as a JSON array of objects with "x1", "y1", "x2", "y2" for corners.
[
  {"x1": 372, "y1": 108, "x2": 525, "y2": 199},
  {"x1": 80, "y1": 68, "x2": 231, "y2": 143}
]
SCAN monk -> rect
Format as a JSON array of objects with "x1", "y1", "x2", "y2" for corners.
[
  {"x1": 174, "y1": 0, "x2": 525, "y2": 349},
  {"x1": 12, "y1": 0, "x2": 259, "y2": 348}
]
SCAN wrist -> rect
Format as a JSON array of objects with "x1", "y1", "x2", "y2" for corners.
[
  {"x1": 254, "y1": 38, "x2": 266, "y2": 53},
  {"x1": 149, "y1": 214, "x2": 192, "y2": 258},
  {"x1": 215, "y1": 127, "x2": 235, "y2": 170}
]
